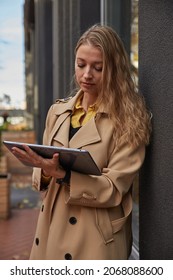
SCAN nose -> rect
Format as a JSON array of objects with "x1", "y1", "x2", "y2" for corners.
[{"x1": 83, "y1": 66, "x2": 92, "y2": 79}]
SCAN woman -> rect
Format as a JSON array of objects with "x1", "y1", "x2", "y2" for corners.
[{"x1": 12, "y1": 24, "x2": 151, "y2": 260}]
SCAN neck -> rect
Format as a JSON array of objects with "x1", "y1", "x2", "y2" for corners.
[{"x1": 81, "y1": 93, "x2": 97, "y2": 111}]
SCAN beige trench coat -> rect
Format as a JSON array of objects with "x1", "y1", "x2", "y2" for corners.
[{"x1": 30, "y1": 91, "x2": 145, "y2": 260}]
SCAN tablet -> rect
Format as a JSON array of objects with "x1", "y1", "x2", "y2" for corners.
[{"x1": 3, "y1": 140, "x2": 101, "y2": 176}]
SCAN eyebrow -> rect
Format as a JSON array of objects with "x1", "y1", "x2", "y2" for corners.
[{"x1": 76, "y1": 58, "x2": 103, "y2": 64}]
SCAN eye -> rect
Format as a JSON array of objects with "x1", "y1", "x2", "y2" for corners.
[
  {"x1": 77, "y1": 64, "x2": 85, "y2": 68},
  {"x1": 94, "y1": 66, "x2": 102, "y2": 72}
]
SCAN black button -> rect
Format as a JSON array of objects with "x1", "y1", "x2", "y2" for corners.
[
  {"x1": 35, "y1": 238, "x2": 39, "y2": 245},
  {"x1": 69, "y1": 217, "x2": 77, "y2": 225},
  {"x1": 64, "y1": 253, "x2": 72, "y2": 260},
  {"x1": 41, "y1": 205, "x2": 44, "y2": 212}
]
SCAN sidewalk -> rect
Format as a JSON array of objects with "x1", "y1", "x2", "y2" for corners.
[
  {"x1": 0, "y1": 208, "x2": 39, "y2": 260},
  {"x1": 0, "y1": 179, "x2": 40, "y2": 260}
]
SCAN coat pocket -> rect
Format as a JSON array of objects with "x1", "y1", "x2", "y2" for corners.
[
  {"x1": 96, "y1": 192, "x2": 132, "y2": 244},
  {"x1": 96, "y1": 208, "x2": 114, "y2": 244}
]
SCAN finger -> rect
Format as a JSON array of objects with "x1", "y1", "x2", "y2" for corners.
[
  {"x1": 22, "y1": 145, "x2": 36, "y2": 155},
  {"x1": 22, "y1": 145, "x2": 42, "y2": 161},
  {"x1": 52, "y1": 153, "x2": 59, "y2": 162},
  {"x1": 12, "y1": 146, "x2": 27, "y2": 155}
]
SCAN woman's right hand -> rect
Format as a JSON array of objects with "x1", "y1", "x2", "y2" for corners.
[{"x1": 12, "y1": 145, "x2": 66, "y2": 179}]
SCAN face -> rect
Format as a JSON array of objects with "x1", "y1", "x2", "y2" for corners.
[{"x1": 75, "y1": 44, "x2": 103, "y2": 97}]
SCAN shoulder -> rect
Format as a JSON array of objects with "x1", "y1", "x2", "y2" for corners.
[
  {"x1": 47, "y1": 95, "x2": 75, "y2": 117},
  {"x1": 55, "y1": 96, "x2": 73, "y2": 104}
]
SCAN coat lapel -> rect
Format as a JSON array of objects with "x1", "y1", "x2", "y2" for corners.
[
  {"x1": 49, "y1": 112, "x2": 71, "y2": 147},
  {"x1": 69, "y1": 116, "x2": 101, "y2": 149},
  {"x1": 47, "y1": 93, "x2": 80, "y2": 147}
]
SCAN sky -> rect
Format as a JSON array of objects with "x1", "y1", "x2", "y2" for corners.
[{"x1": 0, "y1": 0, "x2": 25, "y2": 109}]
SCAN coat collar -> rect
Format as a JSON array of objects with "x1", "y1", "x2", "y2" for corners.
[
  {"x1": 54, "y1": 90, "x2": 82, "y2": 115},
  {"x1": 55, "y1": 90, "x2": 108, "y2": 115}
]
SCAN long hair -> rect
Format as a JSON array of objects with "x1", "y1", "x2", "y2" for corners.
[{"x1": 75, "y1": 24, "x2": 151, "y2": 147}]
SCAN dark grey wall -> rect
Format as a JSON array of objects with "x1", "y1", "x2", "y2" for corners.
[
  {"x1": 139, "y1": 0, "x2": 173, "y2": 259},
  {"x1": 103, "y1": 0, "x2": 131, "y2": 55},
  {"x1": 34, "y1": 0, "x2": 53, "y2": 144},
  {"x1": 52, "y1": 0, "x2": 100, "y2": 101},
  {"x1": 80, "y1": 0, "x2": 100, "y2": 33}
]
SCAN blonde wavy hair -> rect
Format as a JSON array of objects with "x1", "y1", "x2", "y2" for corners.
[{"x1": 75, "y1": 24, "x2": 151, "y2": 147}]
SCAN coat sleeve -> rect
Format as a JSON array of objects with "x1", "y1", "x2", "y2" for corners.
[
  {"x1": 64, "y1": 142, "x2": 145, "y2": 208},
  {"x1": 32, "y1": 105, "x2": 56, "y2": 191}
]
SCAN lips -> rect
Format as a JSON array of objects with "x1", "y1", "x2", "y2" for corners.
[{"x1": 81, "y1": 82, "x2": 94, "y2": 86}]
